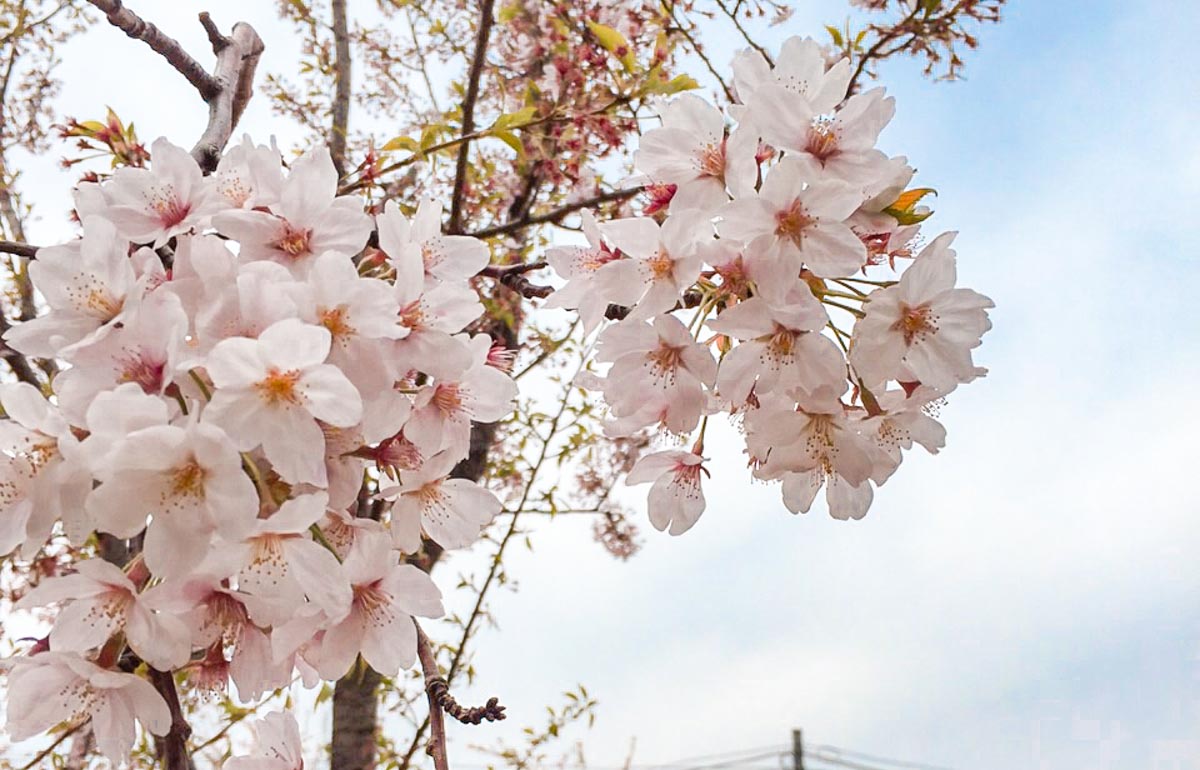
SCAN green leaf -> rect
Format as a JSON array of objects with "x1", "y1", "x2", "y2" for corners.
[
  {"x1": 492, "y1": 128, "x2": 524, "y2": 155},
  {"x1": 825, "y1": 24, "x2": 844, "y2": 48},
  {"x1": 491, "y1": 106, "x2": 538, "y2": 131},
  {"x1": 381, "y1": 135, "x2": 419, "y2": 153},
  {"x1": 586, "y1": 20, "x2": 636, "y2": 71},
  {"x1": 647, "y1": 72, "x2": 700, "y2": 95}
]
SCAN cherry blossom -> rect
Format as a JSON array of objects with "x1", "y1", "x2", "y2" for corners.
[
  {"x1": 222, "y1": 710, "x2": 304, "y2": 770},
  {"x1": 2, "y1": 216, "x2": 139, "y2": 358},
  {"x1": 103, "y1": 138, "x2": 222, "y2": 247},
  {"x1": 378, "y1": 197, "x2": 491, "y2": 289},
  {"x1": 625, "y1": 449, "x2": 708, "y2": 535},
  {"x1": 543, "y1": 209, "x2": 623, "y2": 333},
  {"x1": 213, "y1": 146, "x2": 372, "y2": 274},
  {"x1": 204, "y1": 318, "x2": 363, "y2": 486},
  {"x1": 15, "y1": 558, "x2": 191, "y2": 670},
  {"x1": 86, "y1": 417, "x2": 259, "y2": 579},
  {"x1": 3, "y1": 651, "x2": 170, "y2": 765},
  {"x1": 383, "y1": 449, "x2": 502, "y2": 552},
  {"x1": 310, "y1": 532, "x2": 443, "y2": 679},
  {"x1": 849, "y1": 233, "x2": 994, "y2": 393},
  {"x1": 718, "y1": 156, "x2": 866, "y2": 280}
]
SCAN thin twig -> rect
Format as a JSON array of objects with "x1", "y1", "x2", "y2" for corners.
[
  {"x1": 447, "y1": 0, "x2": 497, "y2": 234},
  {"x1": 846, "y1": 3, "x2": 923, "y2": 95},
  {"x1": 414, "y1": 622, "x2": 451, "y2": 770},
  {"x1": 466, "y1": 187, "x2": 641, "y2": 239},
  {"x1": 17, "y1": 722, "x2": 85, "y2": 770},
  {"x1": 480, "y1": 260, "x2": 552, "y2": 299}
]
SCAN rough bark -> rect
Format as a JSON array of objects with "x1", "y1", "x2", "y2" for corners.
[{"x1": 330, "y1": 665, "x2": 383, "y2": 770}]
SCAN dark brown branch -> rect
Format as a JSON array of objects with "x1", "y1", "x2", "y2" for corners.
[
  {"x1": 0, "y1": 239, "x2": 37, "y2": 258},
  {"x1": 467, "y1": 186, "x2": 642, "y2": 240},
  {"x1": 480, "y1": 260, "x2": 552, "y2": 299},
  {"x1": 0, "y1": 305, "x2": 41, "y2": 386},
  {"x1": 414, "y1": 622, "x2": 451, "y2": 770},
  {"x1": 148, "y1": 668, "x2": 194, "y2": 770},
  {"x1": 331, "y1": 665, "x2": 383, "y2": 770},
  {"x1": 416, "y1": 622, "x2": 506, "y2": 726},
  {"x1": 329, "y1": 0, "x2": 352, "y2": 178},
  {"x1": 84, "y1": 0, "x2": 220, "y2": 99},
  {"x1": 447, "y1": 0, "x2": 496, "y2": 234},
  {"x1": 605, "y1": 289, "x2": 703, "y2": 321}
]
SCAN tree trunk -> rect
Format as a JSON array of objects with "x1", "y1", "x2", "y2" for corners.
[{"x1": 331, "y1": 666, "x2": 383, "y2": 770}]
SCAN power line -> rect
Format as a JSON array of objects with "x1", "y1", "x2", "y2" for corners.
[
  {"x1": 646, "y1": 745, "x2": 790, "y2": 770},
  {"x1": 809, "y1": 745, "x2": 955, "y2": 770}
]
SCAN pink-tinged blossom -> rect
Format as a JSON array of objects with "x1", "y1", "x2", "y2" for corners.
[
  {"x1": 625, "y1": 450, "x2": 708, "y2": 535},
  {"x1": 213, "y1": 147, "x2": 372, "y2": 274},
  {"x1": 635, "y1": 94, "x2": 757, "y2": 211},
  {"x1": 750, "y1": 85, "x2": 895, "y2": 188},
  {"x1": 378, "y1": 198, "x2": 490, "y2": 289},
  {"x1": 52, "y1": 289, "x2": 189, "y2": 423},
  {"x1": 392, "y1": 281, "x2": 482, "y2": 379},
  {"x1": 857, "y1": 386, "x2": 947, "y2": 485},
  {"x1": 222, "y1": 710, "x2": 305, "y2": 770},
  {"x1": 0, "y1": 383, "x2": 91, "y2": 553},
  {"x1": 707, "y1": 293, "x2": 845, "y2": 406},
  {"x1": 406, "y1": 334, "x2": 518, "y2": 458},
  {"x1": 15, "y1": 558, "x2": 191, "y2": 670},
  {"x1": 594, "y1": 314, "x2": 717, "y2": 435},
  {"x1": 293, "y1": 252, "x2": 404, "y2": 393},
  {"x1": 719, "y1": 156, "x2": 866, "y2": 282},
  {"x1": 311, "y1": 532, "x2": 443, "y2": 679},
  {"x1": 382, "y1": 450, "x2": 502, "y2": 552},
  {"x1": 595, "y1": 214, "x2": 707, "y2": 319},
  {"x1": 3, "y1": 651, "x2": 170, "y2": 765},
  {"x1": 746, "y1": 387, "x2": 877, "y2": 520},
  {"x1": 190, "y1": 260, "x2": 301, "y2": 357},
  {"x1": 849, "y1": 233, "x2": 994, "y2": 393},
  {"x1": 103, "y1": 138, "x2": 221, "y2": 247},
  {"x1": 3, "y1": 217, "x2": 139, "y2": 358},
  {"x1": 86, "y1": 418, "x2": 259, "y2": 579},
  {"x1": 214, "y1": 135, "x2": 285, "y2": 210},
  {"x1": 204, "y1": 319, "x2": 363, "y2": 486},
  {"x1": 543, "y1": 210, "x2": 624, "y2": 334},
  {"x1": 731, "y1": 36, "x2": 852, "y2": 117},
  {"x1": 232, "y1": 493, "x2": 352, "y2": 627}
]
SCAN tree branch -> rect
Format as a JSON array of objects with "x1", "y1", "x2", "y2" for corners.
[
  {"x1": 414, "y1": 622, "x2": 451, "y2": 770},
  {"x1": 480, "y1": 260, "x2": 552, "y2": 299},
  {"x1": 84, "y1": 0, "x2": 220, "y2": 99},
  {"x1": 191, "y1": 13, "x2": 264, "y2": 173},
  {"x1": 447, "y1": 0, "x2": 496, "y2": 234},
  {"x1": 466, "y1": 186, "x2": 642, "y2": 240},
  {"x1": 148, "y1": 667, "x2": 194, "y2": 770},
  {"x1": 329, "y1": 0, "x2": 352, "y2": 178},
  {"x1": 0, "y1": 239, "x2": 37, "y2": 258},
  {"x1": 85, "y1": 2, "x2": 264, "y2": 173}
]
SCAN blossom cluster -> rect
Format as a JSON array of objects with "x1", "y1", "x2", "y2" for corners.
[
  {"x1": 548, "y1": 36, "x2": 993, "y2": 530},
  {"x1": 0, "y1": 138, "x2": 513, "y2": 763}
]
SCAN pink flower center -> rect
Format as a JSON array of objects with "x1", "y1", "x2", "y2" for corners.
[
  {"x1": 432, "y1": 382, "x2": 463, "y2": 415},
  {"x1": 148, "y1": 184, "x2": 192, "y2": 228},
  {"x1": 646, "y1": 249, "x2": 675, "y2": 280},
  {"x1": 805, "y1": 118, "x2": 840, "y2": 163},
  {"x1": 646, "y1": 343, "x2": 684, "y2": 382},
  {"x1": 892, "y1": 302, "x2": 938, "y2": 345},
  {"x1": 696, "y1": 140, "x2": 726, "y2": 179},
  {"x1": 117, "y1": 349, "x2": 166, "y2": 394},
  {"x1": 775, "y1": 199, "x2": 815, "y2": 247},
  {"x1": 272, "y1": 221, "x2": 313, "y2": 258},
  {"x1": 319, "y1": 306, "x2": 356, "y2": 343},
  {"x1": 168, "y1": 459, "x2": 207, "y2": 499}
]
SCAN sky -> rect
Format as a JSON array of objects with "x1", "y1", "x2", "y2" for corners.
[{"x1": 5, "y1": 1, "x2": 1200, "y2": 770}]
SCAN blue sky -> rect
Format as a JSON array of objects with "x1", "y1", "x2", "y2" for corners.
[{"x1": 6, "y1": 2, "x2": 1200, "y2": 769}]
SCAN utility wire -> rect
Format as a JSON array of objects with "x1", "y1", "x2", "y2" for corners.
[{"x1": 809, "y1": 745, "x2": 956, "y2": 770}]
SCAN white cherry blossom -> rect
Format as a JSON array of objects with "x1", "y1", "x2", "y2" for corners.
[
  {"x1": 103, "y1": 138, "x2": 221, "y2": 247},
  {"x1": 625, "y1": 449, "x2": 708, "y2": 535},
  {"x1": 3, "y1": 651, "x2": 170, "y2": 765},
  {"x1": 204, "y1": 318, "x2": 363, "y2": 486}
]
